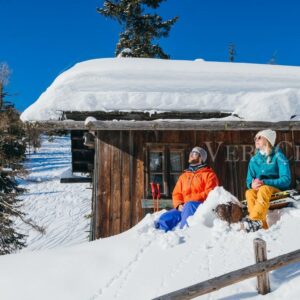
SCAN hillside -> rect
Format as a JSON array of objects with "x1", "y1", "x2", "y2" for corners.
[{"x1": 0, "y1": 135, "x2": 299, "y2": 300}]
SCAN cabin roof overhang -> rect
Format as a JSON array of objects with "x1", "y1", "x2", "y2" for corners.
[
  {"x1": 60, "y1": 110, "x2": 234, "y2": 122},
  {"x1": 29, "y1": 120, "x2": 300, "y2": 131},
  {"x1": 24, "y1": 109, "x2": 300, "y2": 131},
  {"x1": 86, "y1": 120, "x2": 300, "y2": 131}
]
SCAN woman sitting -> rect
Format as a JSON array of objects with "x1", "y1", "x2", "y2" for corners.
[{"x1": 243, "y1": 129, "x2": 291, "y2": 232}]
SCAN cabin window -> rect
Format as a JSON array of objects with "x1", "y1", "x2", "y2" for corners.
[
  {"x1": 149, "y1": 151, "x2": 164, "y2": 193},
  {"x1": 145, "y1": 144, "x2": 188, "y2": 198},
  {"x1": 169, "y1": 151, "x2": 182, "y2": 193}
]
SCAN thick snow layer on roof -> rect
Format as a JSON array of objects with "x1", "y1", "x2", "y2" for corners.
[{"x1": 21, "y1": 57, "x2": 300, "y2": 121}]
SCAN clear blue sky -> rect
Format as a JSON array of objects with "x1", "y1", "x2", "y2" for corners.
[{"x1": 1, "y1": 0, "x2": 300, "y2": 112}]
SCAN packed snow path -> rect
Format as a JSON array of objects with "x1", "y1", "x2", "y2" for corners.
[{"x1": 15, "y1": 135, "x2": 92, "y2": 251}]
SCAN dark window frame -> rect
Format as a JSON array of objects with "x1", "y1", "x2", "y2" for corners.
[{"x1": 144, "y1": 143, "x2": 189, "y2": 198}]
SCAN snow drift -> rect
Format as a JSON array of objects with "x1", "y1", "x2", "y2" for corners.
[
  {"x1": 21, "y1": 58, "x2": 300, "y2": 122},
  {"x1": 0, "y1": 184, "x2": 300, "y2": 300}
]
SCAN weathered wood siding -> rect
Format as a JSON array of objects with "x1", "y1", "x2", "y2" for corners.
[{"x1": 93, "y1": 130, "x2": 299, "y2": 239}]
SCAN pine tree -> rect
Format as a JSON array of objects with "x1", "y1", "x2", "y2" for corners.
[
  {"x1": 268, "y1": 51, "x2": 277, "y2": 65},
  {"x1": 0, "y1": 108, "x2": 27, "y2": 254},
  {"x1": 0, "y1": 169, "x2": 27, "y2": 254},
  {"x1": 0, "y1": 63, "x2": 43, "y2": 254},
  {"x1": 228, "y1": 43, "x2": 236, "y2": 62},
  {"x1": 0, "y1": 63, "x2": 10, "y2": 109},
  {"x1": 97, "y1": 0, "x2": 178, "y2": 58}
]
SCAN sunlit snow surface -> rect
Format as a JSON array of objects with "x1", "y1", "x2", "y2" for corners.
[
  {"x1": 15, "y1": 135, "x2": 92, "y2": 251},
  {"x1": 0, "y1": 136, "x2": 299, "y2": 300},
  {"x1": 21, "y1": 58, "x2": 300, "y2": 122}
]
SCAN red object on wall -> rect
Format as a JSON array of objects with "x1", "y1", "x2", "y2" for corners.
[
  {"x1": 150, "y1": 182, "x2": 161, "y2": 212},
  {"x1": 150, "y1": 182, "x2": 157, "y2": 199},
  {"x1": 156, "y1": 183, "x2": 161, "y2": 199}
]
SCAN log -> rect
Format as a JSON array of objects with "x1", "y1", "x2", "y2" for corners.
[
  {"x1": 153, "y1": 248, "x2": 300, "y2": 300},
  {"x1": 60, "y1": 177, "x2": 92, "y2": 183},
  {"x1": 254, "y1": 238, "x2": 270, "y2": 295},
  {"x1": 23, "y1": 121, "x2": 86, "y2": 130},
  {"x1": 87, "y1": 120, "x2": 300, "y2": 131},
  {"x1": 24, "y1": 120, "x2": 300, "y2": 131}
]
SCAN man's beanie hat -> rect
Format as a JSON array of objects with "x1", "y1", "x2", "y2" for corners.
[
  {"x1": 255, "y1": 129, "x2": 276, "y2": 147},
  {"x1": 192, "y1": 147, "x2": 207, "y2": 162}
]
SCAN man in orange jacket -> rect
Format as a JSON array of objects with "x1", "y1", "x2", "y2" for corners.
[{"x1": 155, "y1": 147, "x2": 219, "y2": 231}]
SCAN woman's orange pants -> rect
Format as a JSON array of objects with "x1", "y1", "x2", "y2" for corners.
[{"x1": 245, "y1": 185, "x2": 281, "y2": 229}]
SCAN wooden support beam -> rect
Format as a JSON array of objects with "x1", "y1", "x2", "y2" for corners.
[
  {"x1": 72, "y1": 149, "x2": 93, "y2": 153},
  {"x1": 23, "y1": 120, "x2": 300, "y2": 131},
  {"x1": 87, "y1": 120, "x2": 300, "y2": 131},
  {"x1": 22, "y1": 121, "x2": 86, "y2": 130},
  {"x1": 141, "y1": 199, "x2": 173, "y2": 209},
  {"x1": 60, "y1": 177, "x2": 92, "y2": 183},
  {"x1": 254, "y1": 238, "x2": 270, "y2": 295},
  {"x1": 153, "y1": 247, "x2": 300, "y2": 300}
]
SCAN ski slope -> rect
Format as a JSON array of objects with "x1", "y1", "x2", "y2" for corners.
[
  {"x1": 0, "y1": 136, "x2": 299, "y2": 300},
  {"x1": 15, "y1": 135, "x2": 92, "y2": 251}
]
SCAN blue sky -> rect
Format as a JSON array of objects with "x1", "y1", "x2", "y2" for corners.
[{"x1": 1, "y1": 0, "x2": 300, "y2": 112}]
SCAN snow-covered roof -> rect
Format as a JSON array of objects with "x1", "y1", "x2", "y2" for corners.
[{"x1": 21, "y1": 57, "x2": 300, "y2": 122}]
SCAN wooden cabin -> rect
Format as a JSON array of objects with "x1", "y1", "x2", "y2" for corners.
[
  {"x1": 20, "y1": 58, "x2": 300, "y2": 239},
  {"x1": 40, "y1": 115, "x2": 300, "y2": 240},
  {"x1": 88, "y1": 120, "x2": 300, "y2": 239}
]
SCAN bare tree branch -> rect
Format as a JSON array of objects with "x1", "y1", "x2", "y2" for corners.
[{"x1": 0, "y1": 62, "x2": 11, "y2": 86}]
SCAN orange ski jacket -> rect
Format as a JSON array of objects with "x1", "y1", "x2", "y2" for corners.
[{"x1": 172, "y1": 166, "x2": 219, "y2": 209}]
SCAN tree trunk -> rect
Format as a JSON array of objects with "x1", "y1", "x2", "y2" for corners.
[{"x1": 0, "y1": 82, "x2": 3, "y2": 109}]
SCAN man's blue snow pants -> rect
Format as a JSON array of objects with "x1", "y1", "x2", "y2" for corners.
[{"x1": 154, "y1": 201, "x2": 201, "y2": 232}]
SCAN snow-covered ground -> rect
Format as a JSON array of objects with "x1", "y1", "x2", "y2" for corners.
[
  {"x1": 0, "y1": 136, "x2": 300, "y2": 300},
  {"x1": 15, "y1": 135, "x2": 92, "y2": 251}
]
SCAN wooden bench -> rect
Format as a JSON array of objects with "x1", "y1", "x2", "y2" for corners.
[
  {"x1": 60, "y1": 177, "x2": 92, "y2": 183},
  {"x1": 141, "y1": 199, "x2": 173, "y2": 209},
  {"x1": 142, "y1": 190, "x2": 300, "y2": 212},
  {"x1": 241, "y1": 190, "x2": 300, "y2": 210}
]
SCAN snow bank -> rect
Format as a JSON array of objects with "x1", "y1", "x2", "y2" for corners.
[
  {"x1": 1, "y1": 186, "x2": 300, "y2": 300},
  {"x1": 188, "y1": 186, "x2": 241, "y2": 227},
  {"x1": 21, "y1": 58, "x2": 300, "y2": 122},
  {"x1": 15, "y1": 135, "x2": 91, "y2": 251}
]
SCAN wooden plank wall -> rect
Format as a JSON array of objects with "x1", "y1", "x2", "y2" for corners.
[{"x1": 93, "y1": 130, "x2": 298, "y2": 239}]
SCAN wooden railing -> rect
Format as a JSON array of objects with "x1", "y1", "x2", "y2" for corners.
[{"x1": 153, "y1": 239, "x2": 300, "y2": 300}]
